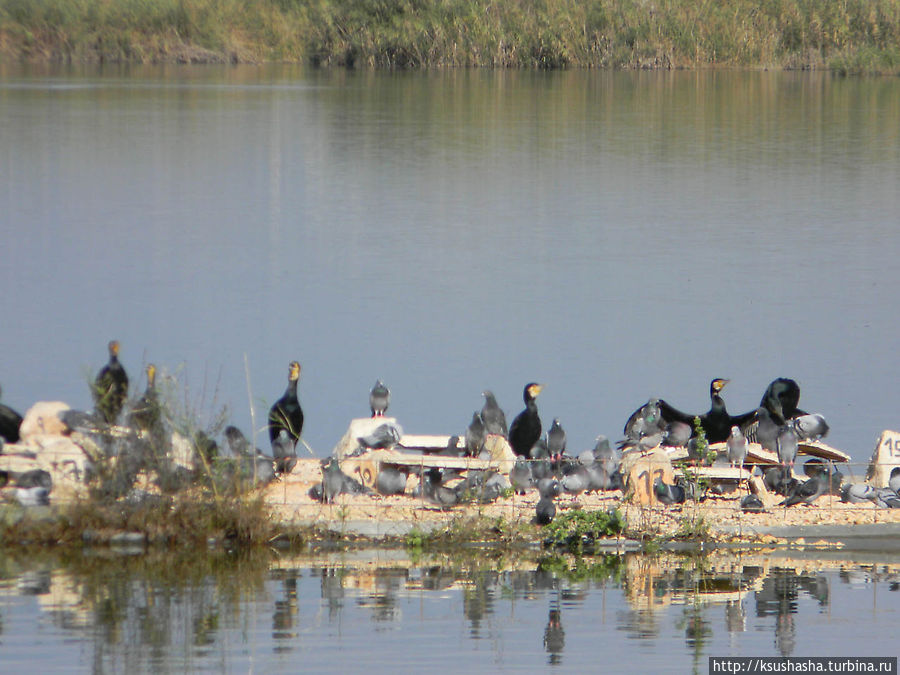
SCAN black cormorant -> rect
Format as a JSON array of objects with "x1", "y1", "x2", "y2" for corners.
[
  {"x1": 656, "y1": 378, "x2": 733, "y2": 443},
  {"x1": 369, "y1": 380, "x2": 390, "y2": 417},
  {"x1": 0, "y1": 384, "x2": 23, "y2": 444},
  {"x1": 128, "y1": 364, "x2": 161, "y2": 433},
  {"x1": 269, "y1": 361, "x2": 303, "y2": 449},
  {"x1": 509, "y1": 383, "x2": 543, "y2": 458},
  {"x1": 480, "y1": 391, "x2": 508, "y2": 437},
  {"x1": 93, "y1": 340, "x2": 129, "y2": 424}
]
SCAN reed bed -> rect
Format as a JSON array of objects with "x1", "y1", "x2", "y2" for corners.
[{"x1": 1, "y1": 0, "x2": 899, "y2": 73}]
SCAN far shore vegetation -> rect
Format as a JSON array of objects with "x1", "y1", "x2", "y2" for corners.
[{"x1": 1, "y1": 0, "x2": 899, "y2": 74}]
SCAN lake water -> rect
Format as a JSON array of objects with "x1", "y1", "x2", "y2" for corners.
[
  {"x1": 2, "y1": 65, "x2": 900, "y2": 463},
  {"x1": 0, "y1": 547, "x2": 898, "y2": 672}
]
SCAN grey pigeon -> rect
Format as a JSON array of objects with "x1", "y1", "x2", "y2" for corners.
[
  {"x1": 741, "y1": 494, "x2": 766, "y2": 513},
  {"x1": 841, "y1": 483, "x2": 877, "y2": 504},
  {"x1": 654, "y1": 477, "x2": 686, "y2": 505},
  {"x1": 662, "y1": 421, "x2": 692, "y2": 449},
  {"x1": 776, "y1": 424, "x2": 799, "y2": 468},
  {"x1": 547, "y1": 418, "x2": 567, "y2": 459},
  {"x1": 593, "y1": 435, "x2": 622, "y2": 475},
  {"x1": 480, "y1": 391, "x2": 508, "y2": 437},
  {"x1": 624, "y1": 398, "x2": 665, "y2": 439},
  {"x1": 15, "y1": 486, "x2": 50, "y2": 506},
  {"x1": 791, "y1": 413, "x2": 829, "y2": 441},
  {"x1": 13, "y1": 469, "x2": 52, "y2": 489},
  {"x1": 537, "y1": 478, "x2": 562, "y2": 499},
  {"x1": 271, "y1": 429, "x2": 297, "y2": 474},
  {"x1": 889, "y1": 467, "x2": 900, "y2": 495},
  {"x1": 357, "y1": 422, "x2": 403, "y2": 450},
  {"x1": 780, "y1": 474, "x2": 827, "y2": 507},
  {"x1": 763, "y1": 466, "x2": 799, "y2": 496},
  {"x1": 375, "y1": 467, "x2": 407, "y2": 496},
  {"x1": 529, "y1": 436, "x2": 550, "y2": 459},
  {"x1": 561, "y1": 464, "x2": 588, "y2": 498},
  {"x1": 874, "y1": 487, "x2": 900, "y2": 509},
  {"x1": 369, "y1": 380, "x2": 390, "y2": 417},
  {"x1": 753, "y1": 407, "x2": 780, "y2": 453},
  {"x1": 726, "y1": 425, "x2": 748, "y2": 468},
  {"x1": 535, "y1": 497, "x2": 556, "y2": 525},
  {"x1": 322, "y1": 457, "x2": 345, "y2": 504},
  {"x1": 585, "y1": 462, "x2": 611, "y2": 492},
  {"x1": 478, "y1": 472, "x2": 509, "y2": 503},
  {"x1": 224, "y1": 425, "x2": 256, "y2": 458},
  {"x1": 531, "y1": 457, "x2": 552, "y2": 481},
  {"x1": 510, "y1": 457, "x2": 533, "y2": 495},
  {"x1": 423, "y1": 467, "x2": 459, "y2": 509},
  {"x1": 465, "y1": 412, "x2": 487, "y2": 457}
]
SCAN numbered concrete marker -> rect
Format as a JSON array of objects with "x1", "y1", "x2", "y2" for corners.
[{"x1": 866, "y1": 430, "x2": 900, "y2": 487}]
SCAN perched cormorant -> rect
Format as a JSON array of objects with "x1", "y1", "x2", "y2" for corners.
[
  {"x1": 760, "y1": 378, "x2": 806, "y2": 422},
  {"x1": 128, "y1": 364, "x2": 161, "y2": 434},
  {"x1": 465, "y1": 412, "x2": 486, "y2": 457},
  {"x1": 509, "y1": 383, "x2": 543, "y2": 458},
  {"x1": 656, "y1": 378, "x2": 733, "y2": 444},
  {"x1": 93, "y1": 340, "x2": 129, "y2": 424},
  {"x1": 480, "y1": 391, "x2": 508, "y2": 437},
  {"x1": 269, "y1": 361, "x2": 303, "y2": 449},
  {"x1": 369, "y1": 380, "x2": 390, "y2": 417},
  {"x1": 0, "y1": 384, "x2": 23, "y2": 444}
]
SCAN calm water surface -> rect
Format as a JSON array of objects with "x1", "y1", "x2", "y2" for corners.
[
  {"x1": 2, "y1": 65, "x2": 900, "y2": 460},
  {"x1": 0, "y1": 548, "x2": 897, "y2": 672}
]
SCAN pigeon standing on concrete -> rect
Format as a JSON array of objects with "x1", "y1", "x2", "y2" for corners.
[
  {"x1": 727, "y1": 425, "x2": 748, "y2": 468},
  {"x1": 369, "y1": 380, "x2": 390, "y2": 417}
]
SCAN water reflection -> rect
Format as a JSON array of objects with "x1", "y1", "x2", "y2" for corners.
[{"x1": 0, "y1": 548, "x2": 898, "y2": 670}]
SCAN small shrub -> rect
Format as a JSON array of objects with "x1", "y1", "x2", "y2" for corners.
[{"x1": 543, "y1": 508, "x2": 626, "y2": 553}]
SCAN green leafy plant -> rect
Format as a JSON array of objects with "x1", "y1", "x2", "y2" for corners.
[{"x1": 543, "y1": 508, "x2": 626, "y2": 553}]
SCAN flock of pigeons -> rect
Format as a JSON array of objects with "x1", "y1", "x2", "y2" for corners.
[{"x1": 3, "y1": 343, "x2": 900, "y2": 519}]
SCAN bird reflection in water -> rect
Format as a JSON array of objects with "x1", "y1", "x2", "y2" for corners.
[
  {"x1": 543, "y1": 605, "x2": 565, "y2": 665},
  {"x1": 320, "y1": 568, "x2": 345, "y2": 621},
  {"x1": 463, "y1": 571, "x2": 497, "y2": 639},
  {"x1": 272, "y1": 571, "x2": 299, "y2": 652},
  {"x1": 754, "y1": 568, "x2": 829, "y2": 657}
]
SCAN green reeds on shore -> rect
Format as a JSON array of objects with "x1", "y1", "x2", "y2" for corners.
[{"x1": 1, "y1": 0, "x2": 899, "y2": 73}]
